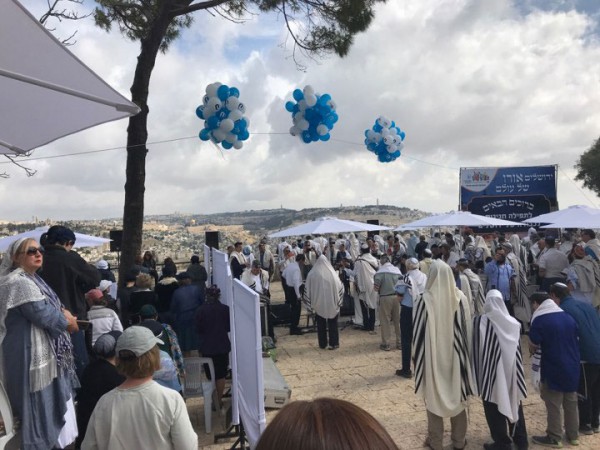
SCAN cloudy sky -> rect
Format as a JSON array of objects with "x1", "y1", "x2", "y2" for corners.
[{"x1": 3, "y1": 0, "x2": 600, "y2": 222}]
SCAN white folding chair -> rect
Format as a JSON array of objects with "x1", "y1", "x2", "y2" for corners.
[
  {"x1": 182, "y1": 357, "x2": 216, "y2": 434},
  {"x1": 0, "y1": 382, "x2": 20, "y2": 450}
]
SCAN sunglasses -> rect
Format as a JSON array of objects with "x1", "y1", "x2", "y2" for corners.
[{"x1": 25, "y1": 246, "x2": 45, "y2": 256}]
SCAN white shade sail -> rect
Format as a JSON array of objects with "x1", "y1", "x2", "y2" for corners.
[
  {"x1": 524, "y1": 205, "x2": 600, "y2": 224},
  {"x1": 0, "y1": 0, "x2": 139, "y2": 155},
  {"x1": 0, "y1": 226, "x2": 110, "y2": 252},
  {"x1": 269, "y1": 217, "x2": 390, "y2": 238},
  {"x1": 395, "y1": 211, "x2": 525, "y2": 230}
]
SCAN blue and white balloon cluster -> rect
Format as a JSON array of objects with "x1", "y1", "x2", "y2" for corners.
[
  {"x1": 364, "y1": 116, "x2": 406, "y2": 163},
  {"x1": 196, "y1": 82, "x2": 250, "y2": 150},
  {"x1": 285, "y1": 85, "x2": 338, "y2": 144}
]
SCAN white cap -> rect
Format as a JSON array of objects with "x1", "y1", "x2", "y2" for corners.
[{"x1": 116, "y1": 326, "x2": 163, "y2": 358}]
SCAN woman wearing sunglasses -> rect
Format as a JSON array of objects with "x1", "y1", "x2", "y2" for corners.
[{"x1": 0, "y1": 237, "x2": 79, "y2": 450}]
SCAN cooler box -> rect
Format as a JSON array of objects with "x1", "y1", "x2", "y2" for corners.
[{"x1": 263, "y1": 356, "x2": 291, "y2": 409}]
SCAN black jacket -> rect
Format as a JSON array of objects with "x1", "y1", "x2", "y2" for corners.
[{"x1": 40, "y1": 244, "x2": 101, "y2": 319}]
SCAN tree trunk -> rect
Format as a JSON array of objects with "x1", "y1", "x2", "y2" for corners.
[{"x1": 118, "y1": 10, "x2": 172, "y2": 286}]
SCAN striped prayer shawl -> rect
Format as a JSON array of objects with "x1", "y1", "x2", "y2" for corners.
[
  {"x1": 473, "y1": 316, "x2": 527, "y2": 403},
  {"x1": 413, "y1": 297, "x2": 474, "y2": 401}
]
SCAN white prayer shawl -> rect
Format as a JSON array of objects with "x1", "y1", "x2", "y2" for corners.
[
  {"x1": 569, "y1": 257, "x2": 600, "y2": 307},
  {"x1": 281, "y1": 262, "x2": 303, "y2": 298},
  {"x1": 406, "y1": 268, "x2": 427, "y2": 297},
  {"x1": 459, "y1": 273, "x2": 473, "y2": 319},
  {"x1": 254, "y1": 249, "x2": 274, "y2": 270},
  {"x1": 376, "y1": 262, "x2": 401, "y2": 275},
  {"x1": 229, "y1": 251, "x2": 247, "y2": 266},
  {"x1": 506, "y1": 249, "x2": 531, "y2": 325},
  {"x1": 531, "y1": 298, "x2": 563, "y2": 322},
  {"x1": 305, "y1": 256, "x2": 344, "y2": 319},
  {"x1": 241, "y1": 268, "x2": 269, "y2": 294},
  {"x1": 348, "y1": 233, "x2": 360, "y2": 260},
  {"x1": 413, "y1": 260, "x2": 474, "y2": 418},
  {"x1": 354, "y1": 253, "x2": 379, "y2": 308},
  {"x1": 585, "y1": 238, "x2": 600, "y2": 261},
  {"x1": 420, "y1": 258, "x2": 433, "y2": 278},
  {"x1": 475, "y1": 236, "x2": 491, "y2": 261},
  {"x1": 472, "y1": 290, "x2": 526, "y2": 424},
  {"x1": 463, "y1": 268, "x2": 485, "y2": 316}
]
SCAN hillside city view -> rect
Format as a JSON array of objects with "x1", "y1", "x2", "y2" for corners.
[{"x1": 0, "y1": 205, "x2": 428, "y2": 274}]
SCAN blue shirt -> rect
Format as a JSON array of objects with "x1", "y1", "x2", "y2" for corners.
[
  {"x1": 529, "y1": 309, "x2": 580, "y2": 392},
  {"x1": 560, "y1": 296, "x2": 600, "y2": 364},
  {"x1": 484, "y1": 261, "x2": 514, "y2": 302}
]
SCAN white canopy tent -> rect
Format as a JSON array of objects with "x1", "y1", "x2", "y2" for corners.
[
  {"x1": 268, "y1": 217, "x2": 390, "y2": 238},
  {"x1": 0, "y1": 0, "x2": 139, "y2": 155},
  {"x1": 395, "y1": 211, "x2": 525, "y2": 230},
  {"x1": 0, "y1": 226, "x2": 110, "y2": 252},
  {"x1": 524, "y1": 205, "x2": 600, "y2": 225}
]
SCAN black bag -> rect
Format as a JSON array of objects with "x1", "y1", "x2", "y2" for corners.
[{"x1": 270, "y1": 303, "x2": 291, "y2": 326}]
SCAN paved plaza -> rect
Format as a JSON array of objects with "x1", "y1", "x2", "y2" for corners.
[{"x1": 190, "y1": 287, "x2": 600, "y2": 449}]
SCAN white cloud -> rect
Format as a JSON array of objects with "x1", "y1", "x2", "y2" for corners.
[{"x1": 3, "y1": 0, "x2": 600, "y2": 222}]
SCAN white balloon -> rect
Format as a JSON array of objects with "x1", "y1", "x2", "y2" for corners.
[
  {"x1": 397, "y1": 141, "x2": 405, "y2": 150},
  {"x1": 381, "y1": 128, "x2": 390, "y2": 137},
  {"x1": 290, "y1": 126, "x2": 300, "y2": 136},
  {"x1": 225, "y1": 96, "x2": 240, "y2": 110},
  {"x1": 228, "y1": 109, "x2": 243, "y2": 121},
  {"x1": 206, "y1": 97, "x2": 221, "y2": 115},
  {"x1": 387, "y1": 144, "x2": 397, "y2": 153},
  {"x1": 212, "y1": 129, "x2": 226, "y2": 142},
  {"x1": 316, "y1": 124, "x2": 329, "y2": 136},
  {"x1": 383, "y1": 135, "x2": 394, "y2": 145},
  {"x1": 220, "y1": 118, "x2": 234, "y2": 132},
  {"x1": 376, "y1": 116, "x2": 387, "y2": 127},
  {"x1": 303, "y1": 85, "x2": 315, "y2": 96},
  {"x1": 298, "y1": 119, "x2": 309, "y2": 131},
  {"x1": 206, "y1": 82, "x2": 221, "y2": 97},
  {"x1": 237, "y1": 102, "x2": 246, "y2": 113},
  {"x1": 389, "y1": 127, "x2": 398, "y2": 135},
  {"x1": 305, "y1": 94, "x2": 317, "y2": 107},
  {"x1": 366, "y1": 130, "x2": 377, "y2": 140},
  {"x1": 203, "y1": 95, "x2": 210, "y2": 105},
  {"x1": 233, "y1": 140, "x2": 244, "y2": 149},
  {"x1": 298, "y1": 100, "x2": 307, "y2": 111},
  {"x1": 373, "y1": 133, "x2": 382, "y2": 143},
  {"x1": 225, "y1": 133, "x2": 237, "y2": 144}
]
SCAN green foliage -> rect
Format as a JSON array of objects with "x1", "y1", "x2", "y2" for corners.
[
  {"x1": 575, "y1": 136, "x2": 600, "y2": 197},
  {"x1": 93, "y1": 0, "x2": 386, "y2": 57}
]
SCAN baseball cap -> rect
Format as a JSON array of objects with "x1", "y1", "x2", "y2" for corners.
[
  {"x1": 116, "y1": 326, "x2": 163, "y2": 358},
  {"x1": 139, "y1": 304, "x2": 158, "y2": 319}
]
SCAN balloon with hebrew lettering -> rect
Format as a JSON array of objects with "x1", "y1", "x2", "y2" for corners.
[
  {"x1": 286, "y1": 85, "x2": 338, "y2": 144},
  {"x1": 364, "y1": 116, "x2": 405, "y2": 163},
  {"x1": 196, "y1": 82, "x2": 250, "y2": 150}
]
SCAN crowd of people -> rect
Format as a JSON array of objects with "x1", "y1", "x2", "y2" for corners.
[{"x1": 3, "y1": 223, "x2": 600, "y2": 449}]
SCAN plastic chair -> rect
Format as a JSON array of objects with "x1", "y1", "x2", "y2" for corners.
[
  {"x1": 0, "y1": 382, "x2": 20, "y2": 450},
  {"x1": 182, "y1": 357, "x2": 216, "y2": 434}
]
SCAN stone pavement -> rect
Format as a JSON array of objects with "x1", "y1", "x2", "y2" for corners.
[{"x1": 189, "y1": 288, "x2": 600, "y2": 449}]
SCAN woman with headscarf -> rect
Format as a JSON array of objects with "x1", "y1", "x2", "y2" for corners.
[
  {"x1": 472, "y1": 290, "x2": 528, "y2": 450},
  {"x1": 305, "y1": 256, "x2": 344, "y2": 350},
  {"x1": 412, "y1": 260, "x2": 474, "y2": 450},
  {"x1": 0, "y1": 238, "x2": 80, "y2": 449}
]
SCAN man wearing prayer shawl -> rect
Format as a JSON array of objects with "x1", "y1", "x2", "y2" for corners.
[
  {"x1": 581, "y1": 229, "x2": 600, "y2": 262},
  {"x1": 472, "y1": 290, "x2": 528, "y2": 450},
  {"x1": 354, "y1": 244, "x2": 380, "y2": 333},
  {"x1": 304, "y1": 256, "x2": 344, "y2": 350},
  {"x1": 229, "y1": 242, "x2": 247, "y2": 280},
  {"x1": 413, "y1": 260, "x2": 474, "y2": 450},
  {"x1": 457, "y1": 259, "x2": 485, "y2": 315},
  {"x1": 565, "y1": 245, "x2": 600, "y2": 307}
]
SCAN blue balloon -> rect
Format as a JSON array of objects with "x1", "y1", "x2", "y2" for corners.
[
  {"x1": 229, "y1": 87, "x2": 240, "y2": 98},
  {"x1": 206, "y1": 116, "x2": 220, "y2": 129},
  {"x1": 285, "y1": 101, "x2": 295, "y2": 112},
  {"x1": 318, "y1": 93, "x2": 331, "y2": 105},
  {"x1": 293, "y1": 89, "x2": 304, "y2": 101},
  {"x1": 320, "y1": 133, "x2": 330, "y2": 141},
  {"x1": 195, "y1": 105, "x2": 205, "y2": 119},
  {"x1": 301, "y1": 130, "x2": 311, "y2": 143},
  {"x1": 400, "y1": 131, "x2": 406, "y2": 140},
  {"x1": 217, "y1": 84, "x2": 230, "y2": 101},
  {"x1": 199, "y1": 129, "x2": 210, "y2": 141},
  {"x1": 373, "y1": 123, "x2": 382, "y2": 132},
  {"x1": 222, "y1": 141, "x2": 233, "y2": 150},
  {"x1": 239, "y1": 118, "x2": 248, "y2": 131},
  {"x1": 240, "y1": 130, "x2": 250, "y2": 140},
  {"x1": 217, "y1": 109, "x2": 228, "y2": 120}
]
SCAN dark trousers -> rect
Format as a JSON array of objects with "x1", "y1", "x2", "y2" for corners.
[
  {"x1": 540, "y1": 277, "x2": 566, "y2": 292},
  {"x1": 400, "y1": 305, "x2": 413, "y2": 372},
  {"x1": 316, "y1": 314, "x2": 339, "y2": 348},
  {"x1": 71, "y1": 330, "x2": 89, "y2": 379},
  {"x1": 360, "y1": 300, "x2": 375, "y2": 331},
  {"x1": 287, "y1": 290, "x2": 302, "y2": 332},
  {"x1": 483, "y1": 401, "x2": 528, "y2": 450},
  {"x1": 579, "y1": 362, "x2": 600, "y2": 428}
]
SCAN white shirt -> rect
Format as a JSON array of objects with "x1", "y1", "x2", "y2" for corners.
[
  {"x1": 538, "y1": 248, "x2": 569, "y2": 278},
  {"x1": 82, "y1": 381, "x2": 197, "y2": 450}
]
